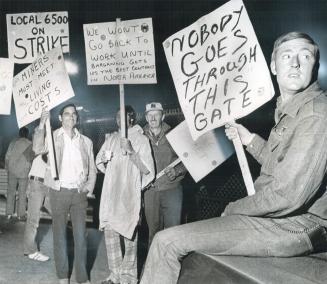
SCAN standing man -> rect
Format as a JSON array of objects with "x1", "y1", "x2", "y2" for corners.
[
  {"x1": 5, "y1": 127, "x2": 33, "y2": 220},
  {"x1": 33, "y1": 104, "x2": 97, "y2": 284},
  {"x1": 96, "y1": 106, "x2": 154, "y2": 284},
  {"x1": 141, "y1": 32, "x2": 327, "y2": 284},
  {"x1": 143, "y1": 103, "x2": 187, "y2": 246},
  {"x1": 23, "y1": 154, "x2": 51, "y2": 262}
]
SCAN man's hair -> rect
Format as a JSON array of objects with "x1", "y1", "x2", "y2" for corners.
[
  {"x1": 19, "y1": 127, "x2": 29, "y2": 138},
  {"x1": 271, "y1": 31, "x2": 320, "y2": 66},
  {"x1": 118, "y1": 105, "x2": 137, "y2": 126},
  {"x1": 59, "y1": 103, "x2": 78, "y2": 117}
]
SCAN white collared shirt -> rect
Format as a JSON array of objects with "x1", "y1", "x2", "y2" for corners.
[{"x1": 58, "y1": 127, "x2": 84, "y2": 189}]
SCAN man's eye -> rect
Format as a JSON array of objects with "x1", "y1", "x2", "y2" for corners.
[{"x1": 282, "y1": 54, "x2": 290, "y2": 59}]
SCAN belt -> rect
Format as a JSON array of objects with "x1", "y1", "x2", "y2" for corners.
[{"x1": 29, "y1": 176, "x2": 44, "y2": 183}]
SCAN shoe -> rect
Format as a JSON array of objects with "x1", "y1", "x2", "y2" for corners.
[
  {"x1": 59, "y1": 279, "x2": 70, "y2": 284},
  {"x1": 101, "y1": 279, "x2": 119, "y2": 284},
  {"x1": 18, "y1": 216, "x2": 27, "y2": 222},
  {"x1": 28, "y1": 251, "x2": 50, "y2": 262}
]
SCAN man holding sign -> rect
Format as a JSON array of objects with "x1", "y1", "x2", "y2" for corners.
[
  {"x1": 141, "y1": 32, "x2": 327, "y2": 284},
  {"x1": 33, "y1": 104, "x2": 96, "y2": 284}
]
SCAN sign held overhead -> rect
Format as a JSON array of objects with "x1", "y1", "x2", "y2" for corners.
[
  {"x1": 163, "y1": 0, "x2": 274, "y2": 140},
  {"x1": 83, "y1": 18, "x2": 156, "y2": 85}
]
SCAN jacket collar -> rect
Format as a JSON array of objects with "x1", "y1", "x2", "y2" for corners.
[
  {"x1": 57, "y1": 127, "x2": 80, "y2": 139},
  {"x1": 275, "y1": 81, "x2": 324, "y2": 120}
]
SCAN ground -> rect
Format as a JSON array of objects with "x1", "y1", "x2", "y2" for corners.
[{"x1": 0, "y1": 216, "x2": 117, "y2": 284}]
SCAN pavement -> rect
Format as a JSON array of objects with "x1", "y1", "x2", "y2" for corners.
[{"x1": 0, "y1": 215, "x2": 123, "y2": 284}]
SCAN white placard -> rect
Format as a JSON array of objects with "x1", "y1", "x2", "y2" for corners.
[
  {"x1": 13, "y1": 47, "x2": 75, "y2": 128},
  {"x1": 0, "y1": 58, "x2": 14, "y2": 115},
  {"x1": 83, "y1": 18, "x2": 157, "y2": 85},
  {"x1": 166, "y1": 121, "x2": 235, "y2": 182},
  {"x1": 7, "y1": 12, "x2": 69, "y2": 64},
  {"x1": 163, "y1": 0, "x2": 274, "y2": 140}
]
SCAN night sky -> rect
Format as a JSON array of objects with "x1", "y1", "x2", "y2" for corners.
[{"x1": 1, "y1": 0, "x2": 327, "y2": 152}]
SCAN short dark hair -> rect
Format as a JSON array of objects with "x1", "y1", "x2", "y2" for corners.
[
  {"x1": 59, "y1": 103, "x2": 78, "y2": 117},
  {"x1": 117, "y1": 105, "x2": 137, "y2": 126},
  {"x1": 19, "y1": 127, "x2": 29, "y2": 138}
]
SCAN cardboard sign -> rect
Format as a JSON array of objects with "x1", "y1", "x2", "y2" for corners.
[
  {"x1": 7, "y1": 12, "x2": 69, "y2": 64},
  {"x1": 166, "y1": 121, "x2": 234, "y2": 182},
  {"x1": 83, "y1": 18, "x2": 156, "y2": 85},
  {"x1": 13, "y1": 47, "x2": 75, "y2": 128},
  {"x1": 0, "y1": 58, "x2": 14, "y2": 115},
  {"x1": 163, "y1": 0, "x2": 274, "y2": 140}
]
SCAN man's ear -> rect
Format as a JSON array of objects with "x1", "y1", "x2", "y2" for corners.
[
  {"x1": 270, "y1": 60, "x2": 277, "y2": 75},
  {"x1": 58, "y1": 115, "x2": 62, "y2": 122}
]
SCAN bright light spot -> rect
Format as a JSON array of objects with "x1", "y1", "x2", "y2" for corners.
[{"x1": 65, "y1": 60, "x2": 79, "y2": 75}]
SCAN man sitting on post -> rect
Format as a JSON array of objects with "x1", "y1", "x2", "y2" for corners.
[{"x1": 140, "y1": 31, "x2": 327, "y2": 284}]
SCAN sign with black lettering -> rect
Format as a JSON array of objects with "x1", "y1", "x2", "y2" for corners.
[
  {"x1": 0, "y1": 58, "x2": 14, "y2": 115},
  {"x1": 163, "y1": 0, "x2": 274, "y2": 140},
  {"x1": 7, "y1": 12, "x2": 69, "y2": 64},
  {"x1": 13, "y1": 47, "x2": 75, "y2": 128},
  {"x1": 83, "y1": 18, "x2": 156, "y2": 85}
]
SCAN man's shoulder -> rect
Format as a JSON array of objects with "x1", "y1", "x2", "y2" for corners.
[
  {"x1": 300, "y1": 91, "x2": 327, "y2": 118},
  {"x1": 80, "y1": 133, "x2": 93, "y2": 145}
]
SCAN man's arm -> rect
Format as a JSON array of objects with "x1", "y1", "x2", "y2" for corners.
[
  {"x1": 81, "y1": 140, "x2": 97, "y2": 194},
  {"x1": 33, "y1": 111, "x2": 50, "y2": 155},
  {"x1": 223, "y1": 115, "x2": 327, "y2": 217}
]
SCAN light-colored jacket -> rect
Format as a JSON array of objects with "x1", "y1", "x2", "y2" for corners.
[
  {"x1": 33, "y1": 127, "x2": 97, "y2": 194},
  {"x1": 96, "y1": 125, "x2": 154, "y2": 239}
]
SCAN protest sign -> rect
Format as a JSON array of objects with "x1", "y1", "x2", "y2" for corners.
[
  {"x1": 163, "y1": 0, "x2": 274, "y2": 140},
  {"x1": 0, "y1": 58, "x2": 14, "y2": 115},
  {"x1": 83, "y1": 17, "x2": 156, "y2": 85},
  {"x1": 13, "y1": 47, "x2": 75, "y2": 128},
  {"x1": 7, "y1": 12, "x2": 69, "y2": 64},
  {"x1": 166, "y1": 121, "x2": 234, "y2": 182}
]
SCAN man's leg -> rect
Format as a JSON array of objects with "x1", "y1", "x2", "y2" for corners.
[
  {"x1": 104, "y1": 226, "x2": 123, "y2": 283},
  {"x1": 70, "y1": 190, "x2": 88, "y2": 283},
  {"x1": 120, "y1": 232, "x2": 138, "y2": 284},
  {"x1": 17, "y1": 177, "x2": 28, "y2": 218},
  {"x1": 50, "y1": 189, "x2": 71, "y2": 280},
  {"x1": 160, "y1": 185, "x2": 183, "y2": 229},
  {"x1": 140, "y1": 215, "x2": 313, "y2": 284},
  {"x1": 6, "y1": 174, "x2": 18, "y2": 216},
  {"x1": 24, "y1": 180, "x2": 47, "y2": 255},
  {"x1": 144, "y1": 189, "x2": 160, "y2": 246}
]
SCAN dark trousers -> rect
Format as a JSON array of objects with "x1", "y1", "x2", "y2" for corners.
[{"x1": 49, "y1": 188, "x2": 88, "y2": 283}]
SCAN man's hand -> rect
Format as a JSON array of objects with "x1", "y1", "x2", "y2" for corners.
[
  {"x1": 165, "y1": 167, "x2": 177, "y2": 181},
  {"x1": 225, "y1": 122, "x2": 255, "y2": 146},
  {"x1": 120, "y1": 138, "x2": 135, "y2": 154},
  {"x1": 39, "y1": 110, "x2": 50, "y2": 130}
]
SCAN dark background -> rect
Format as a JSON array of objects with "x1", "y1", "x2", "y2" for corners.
[
  {"x1": 1, "y1": 0, "x2": 327, "y2": 142},
  {"x1": 1, "y1": 0, "x2": 327, "y2": 219}
]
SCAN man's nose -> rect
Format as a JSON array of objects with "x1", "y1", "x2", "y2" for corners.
[{"x1": 290, "y1": 55, "x2": 300, "y2": 68}]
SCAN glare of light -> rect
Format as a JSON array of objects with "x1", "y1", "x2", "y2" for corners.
[{"x1": 65, "y1": 60, "x2": 79, "y2": 75}]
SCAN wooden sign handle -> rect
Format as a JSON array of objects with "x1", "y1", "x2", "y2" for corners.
[
  {"x1": 231, "y1": 126, "x2": 255, "y2": 196},
  {"x1": 45, "y1": 119, "x2": 57, "y2": 179}
]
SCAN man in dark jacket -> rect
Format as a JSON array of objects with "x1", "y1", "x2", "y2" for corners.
[{"x1": 143, "y1": 102, "x2": 187, "y2": 246}]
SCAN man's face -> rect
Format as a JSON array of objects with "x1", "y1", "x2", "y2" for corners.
[
  {"x1": 59, "y1": 106, "x2": 77, "y2": 129},
  {"x1": 146, "y1": 110, "x2": 164, "y2": 129},
  {"x1": 271, "y1": 38, "x2": 317, "y2": 95}
]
